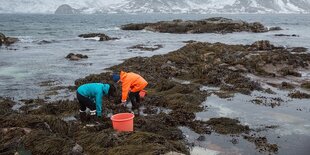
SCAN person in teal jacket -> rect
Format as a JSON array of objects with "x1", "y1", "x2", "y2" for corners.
[{"x1": 77, "y1": 83, "x2": 116, "y2": 122}]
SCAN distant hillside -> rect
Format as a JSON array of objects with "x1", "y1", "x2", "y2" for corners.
[{"x1": 1, "y1": 0, "x2": 310, "y2": 14}]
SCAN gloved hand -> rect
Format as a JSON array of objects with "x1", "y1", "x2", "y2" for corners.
[
  {"x1": 119, "y1": 101, "x2": 127, "y2": 107},
  {"x1": 119, "y1": 100, "x2": 127, "y2": 107}
]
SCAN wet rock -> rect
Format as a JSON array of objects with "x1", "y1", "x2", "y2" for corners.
[
  {"x1": 291, "y1": 47, "x2": 308, "y2": 53},
  {"x1": 275, "y1": 34, "x2": 299, "y2": 37},
  {"x1": 65, "y1": 53, "x2": 88, "y2": 61},
  {"x1": 107, "y1": 132, "x2": 189, "y2": 155},
  {"x1": 128, "y1": 44, "x2": 163, "y2": 51},
  {"x1": 206, "y1": 117, "x2": 250, "y2": 134},
  {"x1": 0, "y1": 97, "x2": 15, "y2": 115},
  {"x1": 169, "y1": 110, "x2": 195, "y2": 125},
  {"x1": 228, "y1": 64, "x2": 248, "y2": 72},
  {"x1": 134, "y1": 114, "x2": 183, "y2": 140},
  {"x1": 230, "y1": 138, "x2": 239, "y2": 144},
  {"x1": 281, "y1": 82, "x2": 295, "y2": 89},
  {"x1": 250, "y1": 96, "x2": 283, "y2": 108},
  {"x1": 142, "y1": 106, "x2": 158, "y2": 114},
  {"x1": 121, "y1": 17, "x2": 268, "y2": 34},
  {"x1": 78, "y1": 33, "x2": 118, "y2": 41},
  {"x1": 250, "y1": 40, "x2": 274, "y2": 50},
  {"x1": 269, "y1": 26, "x2": 283, "y2": 31},
  {"x1": 301, "y1": 82, "x2": 310, "y2": 89},
  {"x1": 197, "y1": 135, "x2": 206, "y2": 141},
  {"x1": 37, "y1": 40, "x2": 59, "y2": 45},
  {"x1": 243, "y1": 135, "x2": 278, "y2": 154},
  {"x1": 288, "y1": 91, "x2": 310, "y2": 99},
  {"x1": 28, "y1": 100, "x2": 79, "y2": 116},
  {"x1": 0, "y1": 32, "x2": 19, "y2": 46},
  {"x1": 183, "y1": 40, "x2": 197, "y2": 44},
  {"x1": 279, "y1": 67, "x2": 301, "y2": 77},
  {"x1": 20, "y1": 98, "x2": 46, "y2": 105},
  {"x1": 22, "y1": 131, "x2": 76, "y2": 155},
  {"x1": 71, "y1": 143, "x2": 83, "y2": 154},
  {"x1": 0, "y1": 127, "x2": 32, "y2": 155},
  {"x1": 264, "y1": 88, "x2": 276, "y2": 94}
]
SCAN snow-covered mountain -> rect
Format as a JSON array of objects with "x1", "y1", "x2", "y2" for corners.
[{"x1": 1, "y1": 0, "x2": 309, "y2": 14}]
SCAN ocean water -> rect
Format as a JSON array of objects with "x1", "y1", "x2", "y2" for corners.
[
  {"x1": 1, "y1": 13, "x2": 310, "y2": 154},
  {"x1": 1, "y1": 14, "x2": 310, "y2": 99}
]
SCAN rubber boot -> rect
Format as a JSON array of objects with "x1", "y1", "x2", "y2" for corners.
[
  {"x1": 88, "y1": 110, "x2": 100, "y2": 124},
  {"x1": 79, "y1": 111, "x2": 87, "y2": 122}
]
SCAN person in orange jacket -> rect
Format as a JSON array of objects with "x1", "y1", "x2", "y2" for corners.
[{"x1": 113, "y1": 71, "x2": 148, "y2": 109}]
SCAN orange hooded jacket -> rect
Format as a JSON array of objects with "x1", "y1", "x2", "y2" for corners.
[{"x1": 120, "y1": 71, "x2": 148, "y2": 102}]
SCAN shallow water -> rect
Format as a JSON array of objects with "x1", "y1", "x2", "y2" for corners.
[{"x1": 193, "y1": 86, "x2": 310, "y2": 154}]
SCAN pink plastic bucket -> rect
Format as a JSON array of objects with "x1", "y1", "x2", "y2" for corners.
[{"x1": 111, "y1": 113, "x2": 135, "y2": 132}]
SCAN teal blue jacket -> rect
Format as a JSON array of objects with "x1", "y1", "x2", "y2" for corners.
[{"x1": 77, "y1": 83, "x2": 110, "y2": 117}]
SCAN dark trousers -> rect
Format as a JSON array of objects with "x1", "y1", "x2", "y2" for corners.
[
  {"x1": 77, "y1": 91, "x2": 96, "y2": 111},
  {"x1": 129, "y1": 91, "x2": 140, "y2": 109}
]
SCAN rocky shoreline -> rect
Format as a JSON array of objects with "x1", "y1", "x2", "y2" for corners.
[
  {"x1": 1, "y1": 39, "x2": 309, "y2": 154},
  {"x1": 1, "y1": 17, "x2": 310, "y2": 154}
]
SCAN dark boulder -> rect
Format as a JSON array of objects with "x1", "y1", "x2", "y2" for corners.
[
  {"x1": 78, "y1": 33, "x2": 118, "y2": 41},
  {"x1": 65, "y1": 53, "x2": 88, "y2": 61},
  {"x1": 127, "y1": 44, "x2": 163, "y2": 51},
  {"x1": 291, "y1": 47, "x2": 308, "y2": 53},
  {"x1": 0, "y1": 33, "x2": 19, "y2": 46},
  {"x1": 275, "y1": 34, "x2": 299, "y2": 37},
  {"x1": 269, "y1": 27, "x2": 283, "y2": 31}
]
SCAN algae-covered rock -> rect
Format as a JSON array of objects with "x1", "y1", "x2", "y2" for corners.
[
  {"x1": 243, "y1": 135, "x2": 278, "y2": 154},
  {"x1": 66, "y1": 53, "x2": 88, "y2": 61},
  {"x1": 288, "y1": 91, "x2": 310, "y2": 99},
  {"x1": 269, "y1": 26, "x2": 283, "y2": 31},
  {"x1": 108, "y1": 132, "x2": 188, "y2": 155},
  {"x1": 128, "y1": 44, "x2": 163, "y2": 51},
  {"x1": 121, "y1": 17, "x2": 268, "y2": 34},
  {"x1": 206, "y1": 117, "x2": 250, "y2": 134},
  {"x1": 301, "y1": 82, "x2": 310, "y2": 89},
  {"x1": 78, "y1": 33, "x2": 118, "y2": 41},
  {"x1": 0, "y1": 32, "x2": 19, "y2": 46},
  {"x1": 0, "y1": 97, "x2": 15, "y2": 115}
]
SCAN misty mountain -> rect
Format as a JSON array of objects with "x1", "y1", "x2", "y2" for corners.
[
  {"x1": 54, "y1": 4, "x2": 80, "y2": 14},
  {"x1": 1, "y1": 0, "x2": 309, "y2": 14},
  {"x1": 110, "y1": 0, "x2": 310, "y2": 13}
]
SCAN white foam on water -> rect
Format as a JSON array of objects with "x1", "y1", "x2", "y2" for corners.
[
  {"x1": 0, "y1": 66, "x2": 30, "y2": 80},
  {"x1": 98, "y1": 27, "x2": 120, "y2": 31},
  {"x1": 190, "y1": 146, "x2": 220, "y2": 155},
  {"x1": 83, "y1": 37, "x2": 100, "y2": 41},
  {"x1": 17, "y1": 36, "x2": 35, "y2": 43}
]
